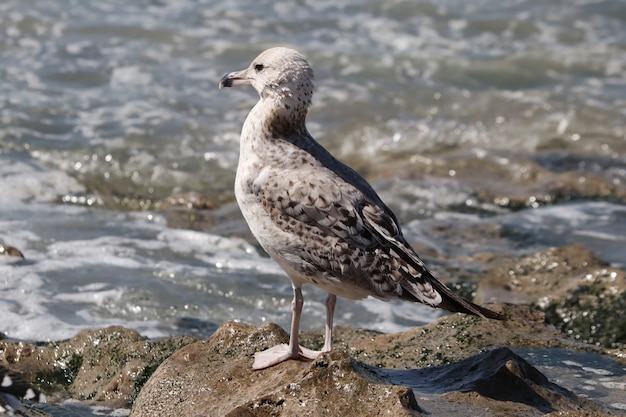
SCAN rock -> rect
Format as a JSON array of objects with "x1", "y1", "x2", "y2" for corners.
[
  {"x1": 477, "y1": 244, "x2": 626, "y2": 349},
  {"x1": 130, "y1": 321, "x2": 421, "y2": 417},
  {"x1": 158, "y1": 192, "x2": 218, "y2": 210},
  {"x1": 2, "y1": 244, "x2": 624, "y2": 415},
  {"x1": 1, "y1": 305, "x2": 621, "y2": 416},
  {"x1": 372, "y1": 151, "x2": 626, "y2": 210},
  {"x1": 131, "y1": 316, "x2": 612, "y2": 417},
  {"x1": 0, "y1": 326, "x2": 197, "y2": 408},
  {"x1": 343, "y1": 304, "x2": 584, "y2": 369},
  {"x1": 358, "y1": 347, "x2": 603, "y2": 416}
]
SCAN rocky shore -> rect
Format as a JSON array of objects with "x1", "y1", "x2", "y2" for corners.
[{"x1": 1, "y1": 243, "x2": 625, "y2": 416}]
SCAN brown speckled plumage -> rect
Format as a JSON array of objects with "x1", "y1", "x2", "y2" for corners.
[{"x1": 219, "y1": 47, "x2": 504, "y2": 370}]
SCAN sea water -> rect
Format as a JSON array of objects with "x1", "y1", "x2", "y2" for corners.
[{"x1": 1, "y1": 0, "x2": 625, "y2": 412}]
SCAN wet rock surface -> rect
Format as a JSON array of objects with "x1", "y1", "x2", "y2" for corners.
[
  {"x1": 477, "y1": 244, "x2": 626, "y2": 350},
  {"x1": 129, "y1": 318, "x2": 612, "y2": 417},
  {"x1": 0, "y1": 326, "x2": 197, "y2": 408},
  {"x1": 357, "y1": 346, "x2": 601, "y2": 416},
  {"x1": 131, "y1": 322, "x2": 421, "y2": 417},
  {"x1": 1, "y1": 244, "x2": 625, "y2": 416},
  {"x1": 369, "y1": 150, "x2": 626, "y2": 212}
]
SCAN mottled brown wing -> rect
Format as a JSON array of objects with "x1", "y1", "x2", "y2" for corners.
[
  {"x1": 255, "y1": 162, "x2": 506, "y2": 320},
  {"x1": 255, "y1": 165, "x2": 445, "y2": 305},
  {"x1": 358, "y1": 197, "x2": 507, "y2": 319}
]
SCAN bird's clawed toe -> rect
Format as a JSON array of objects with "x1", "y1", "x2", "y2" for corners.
[{"x1": 252, "y1": 343, "x2": 323, "y2": 370}]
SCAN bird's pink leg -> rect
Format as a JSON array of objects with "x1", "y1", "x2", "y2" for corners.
[
  {"x1": 321, "y1": 293, "x2": 336, "y2": 353},
  {"x1": 287, "y1": 285, "x2": 306, "y2": 357},
  {"x1": 253, "y1": 286, "x2": 323, "y2": 370}
]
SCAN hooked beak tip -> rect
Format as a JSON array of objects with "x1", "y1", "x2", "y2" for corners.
[
  {"x1": 218, "y1": 74, "x2": 232, "y2": 89},
  {"x1": 219, "y1": 69, "x2": 249, "y2": 89}
]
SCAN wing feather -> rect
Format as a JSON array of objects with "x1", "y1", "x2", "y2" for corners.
[
  {"x1": 255, "y1": 165, "x2": 444, "y2": 305},
  {"x1": 250, "y1": 140, "x2": 505, "y2": 320}
]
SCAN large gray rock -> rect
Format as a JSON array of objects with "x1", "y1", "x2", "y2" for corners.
[
  {"x1": 131, "y1": 322, "x2": 420, "y2": 417},
  {"x1": 130, "y1": 318, "x2": 610, "y2": 417}
]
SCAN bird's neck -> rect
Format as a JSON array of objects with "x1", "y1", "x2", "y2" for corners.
[{"x1": 246, "y1": 95, "x2": 309, "y2": 138}]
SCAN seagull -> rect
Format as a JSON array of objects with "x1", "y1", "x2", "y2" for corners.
[
  {"x1": 0, "y1": 365, "x2": 46, "y2": 415},
  {"x1": 219, "y1": 47, "x2": 505, "y2": 370}
]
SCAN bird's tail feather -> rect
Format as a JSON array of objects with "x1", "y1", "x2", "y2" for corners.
[
  {"x1": 400, "y1": 270, "x2": 506, "y2": 321},
  {"x1": 428, "y1": 275, "x2": 507, "y2": 320}
]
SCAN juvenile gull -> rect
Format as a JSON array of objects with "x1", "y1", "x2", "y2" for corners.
[
  {"x1": 219, "y1": 47, "x2": 505, "y2": 370},
  {"x1": 0, "y1": 365, "x2": 46, "y2": 415}
]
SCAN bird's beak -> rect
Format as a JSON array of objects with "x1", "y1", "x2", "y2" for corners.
[{"x1": 219, "y1": 69, "x2": 250, "y2": 89}]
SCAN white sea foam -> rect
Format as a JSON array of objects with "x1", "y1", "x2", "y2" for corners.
[
  {"x1": 0, "y1": 157, "x2": 86, "y2": 205},
  {"x1": 0, "y1": 198, "x2": 287, "y2": 341}
]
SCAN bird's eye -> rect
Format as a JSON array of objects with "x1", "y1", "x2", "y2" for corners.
[{"x1": 254, "y1": 63, "x2": 265, "y2": 72}]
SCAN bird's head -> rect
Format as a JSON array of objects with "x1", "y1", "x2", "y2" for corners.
[{"x1": 219, "y1": 47, "x2": 315, "y2": 106}]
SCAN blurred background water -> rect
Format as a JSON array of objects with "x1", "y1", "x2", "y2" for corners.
[{"x1": 0, "y1": 0, "x2": 625, "y2": 366}]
